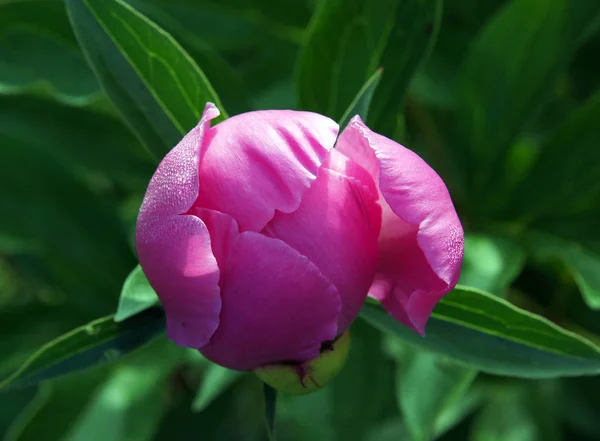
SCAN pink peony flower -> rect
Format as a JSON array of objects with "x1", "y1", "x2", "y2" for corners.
[{"x1": 136, "y1": 103, "x2": 464, "y2": 371}]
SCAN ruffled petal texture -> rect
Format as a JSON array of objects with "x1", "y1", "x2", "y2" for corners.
[
  {"x1": 195, "y1": 110, "x2": 339, "y2": 232},
  {"x1": 336, "y1": 117, "x2": 464, "y2": 334},
  {"x1": 263, "y1": 149, "x2": 381, "y2": 333},
  {"x1": 199, "y1": 233, "x2": 341, "y2": 371},
  {"x1": 136, "y1": 104, "x2": 222, "y2": 348}
]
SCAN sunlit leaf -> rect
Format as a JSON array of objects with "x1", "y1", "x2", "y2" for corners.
[
  {"x1": 66, "y1": 0, "x2": 227, "y2": 159},
  {"x1": 63, "y1": 340, "x2": 180, "y2": 441},
  {"x1": 337, "y1": 68, "x2": 382, "y2": 133},
  {"x1": 331, "y1": 320, "x2": 394, "y2": 441},
  {"x1": 115, "y1": 265, "x2": 159, "y2": 322},
  {"x1": 361, "y1": 286, "x2": 600, "y2": 377},
  {"x1": 396, "y1": 349, "x2": 477, "y2": 441},
  {"x1": 459, "y1": 234, "x2": 525, "y2": 297},
  {"x1": 0, "y1": 309, "x2": 166, "y2": 390},
  {"x1": 4, "y1": 369, "x2": 108, "y2": 441},
  {"x1": 192, "y1": 363, "x2": 244, "y2": 412}
]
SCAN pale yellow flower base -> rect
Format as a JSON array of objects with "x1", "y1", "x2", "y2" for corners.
[{"x1": 254, "y1": 331, "x2": 351, "y2": 395}]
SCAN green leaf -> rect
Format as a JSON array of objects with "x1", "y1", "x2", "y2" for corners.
[
  {"x1": 0, "y1": 95, "x2": 154, "y2": 190},
  {"x1": 0, "y1": 0, "x2": 104, "y2": 106},
  {"x1": 115, "y1": 265, "x2": 159, "y2": 322},
  {"x1": 5, "y1": 339, "x2": 181, "y2": 441},
  {"x1": 264, "y1": 383, "x2": 277, "y2": 441},
  {"x1": 277, "y1": 388, "x2": 334, "y2": 441},
  {"x1": 0, "y1": 308, "x2": 166, "y2": 390},
  {"x1": 0, "y1": 127, "x2": 140, "y2": 312},
  {"x1": 4, "y1": 369, "x2": 108, "y2": 441},
  {"x1": 192, "y1": 363, "x2": 244, "y2": 412},
  {"x1": 360, "y1": 286, "x2": 600, "y2": 378},
  {"x1": 525, "y1": 232, "x2": 600, "y2": 310},
  {"x1": 66, "y1": 0, "x2": 227, "y2": 160},
  {"x1": 453, "y1": 0, "x2": 600, "y2": 207},
  {"x1": 126, "y1": 0, "x2": 307, "y2": 51},
  {"x1": 331, "y1": 320, "x2": 395, "y2": 441},
  {"x1": 470, "y1": 382, "x2": 561, "y2": 441},
  {"x1": 298, "y1": 0, "x2": 441, "y2": 126},
  {"x1": 508, "y1": 87, "x2": 600, "y2": 221},
  {"x1": 367, "y1": 0, "x2": 443, "y2": 137},
  {"x1": 0, "y1": 305, "x2": 83, "y2": 382},
  {"x1": 459, "y1": 234, "x2": 525, "y2": 296},
  {"x1": 434, "y1": 383, "x2": 485, "y2": 438},
  {"x1": 337, "y1": 68, "x2": 382, "y2": 133},
  {"x1": 366, "y1": 420, "x2": 410, "y2": 441},
  {"x1": 0, "y1": 386, "x2": 39, "y2": 440},
  {"x1": 63, "y1": 339, "x2": 180, "y2": 441},
  {"x1": 396, "y1": 349, "x2": 477, "y2": 441}
]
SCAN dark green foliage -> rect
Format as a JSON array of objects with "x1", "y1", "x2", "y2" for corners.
[{"x1": 2, "y1": 0, "x2": 600, "y2": 439}]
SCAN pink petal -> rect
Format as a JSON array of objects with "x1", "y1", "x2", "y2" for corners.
[
  {"x1": 136, "y1": 104, "x2": 222, "y2": 348},
  {"x1": 138, "y1": 103, "x2": 220, "y2": 220},
  {"x1": 187, "y1": 207, "x2": 240, "y2": 283},
  {"x1": 199, "y1": 233, "x2": 341, "y2": 371},
  {"x1": 263, "y1": 149, "x2": 381, "y2": 333},
  {"x1": 336, "y1": 117, "x2": 464, "y2": 334},
  {"x1": 194, "y1": 110, "x2": 338, "y2": 232}
]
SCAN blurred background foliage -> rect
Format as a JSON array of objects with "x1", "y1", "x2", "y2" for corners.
[{"x1": 1, "y1": 0, "x2": 600, "y2": 440}]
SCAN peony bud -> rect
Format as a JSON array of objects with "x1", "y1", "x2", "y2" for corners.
[{"x1": 136, "y1": 103, "x2": 463, "y2": 386}]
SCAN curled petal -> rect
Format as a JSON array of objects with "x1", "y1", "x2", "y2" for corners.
[
  {"x1": 200, "y1": 233, "x2": 341, "y2": 371},
  {"x1": 336, "y1": 117, "x2": 464, "y2": 334},
  {"x1": 264, "y1": 149, "x2": 381, "y2": 334},
  {"x1": 136, "y1": 104, "x2": 222, "y2": 348},
  {"x1": 195, "y1": 110, "x2": 339, "y2": 232},
  {"x1": 187, "y1": 207, "x2": 240, "y2": 282},
  {"x1": 137, "y1": 214, "x2": 220, "y2": 348},
  {"x1": 138, "y1": 103, "x2": 220, "y2": 220}
]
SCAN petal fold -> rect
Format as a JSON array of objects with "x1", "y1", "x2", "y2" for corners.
[
  {"x1": 136, "y1": 104, "x2": 222, "y2": 348},
  {"x1": 264, "y1": 149, "x2": 381, "y2": 333},
  {"x1": 200, "y1": 233, "x2": 341, "y2": 370},
  {"x1": 336, "y1": 117, "x2": 464, "y2": 334},
  {"x1": 195, "y1": 110, "x2": 339, "y2": 232}
]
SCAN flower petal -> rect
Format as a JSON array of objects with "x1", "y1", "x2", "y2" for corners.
[
  {"x1": 195, "y1": 110, "x2": 339, "y2": 232},
  {"x1": 336, "y1": 117, "x2": 464, "y2": 334},
  {"x1": 187, "y1": 207, "x2": 240, "y2": 282},
  {"x1": 137, "y1": 215, "x2": 221, "y2": 348},
  {"x1": 136, "y1": 104, "x2": 222, "y2": 348},
  {"x1": 138, "y1": 103, "x2": 220, "y2": 220},
  {"x1": 263, "y1": 149, "x2": 381, "y2": 333},
  {"x1": 199, "y1": 233, "x2": 341, "y2": 371}
]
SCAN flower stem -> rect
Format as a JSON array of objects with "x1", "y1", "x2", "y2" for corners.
[{"x1": 263, "y1": 383, "x2": 277, "y2": 441}]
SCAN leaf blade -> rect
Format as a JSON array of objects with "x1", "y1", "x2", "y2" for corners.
[
  {"x1": 337, "y1": 67, "x2": 382, "y2": 133},
  {"x1": 452, "y1": 0, "x2": 600, "y2": 208},
  {"x1": 192, "y1": 363, "x2": 244, "y2": 412},
  {"x1": 66, "y1": 0, "x2": 227, "y2": 159},
  {"x1": 115, "y1": 265, "x2": 159, "y2": 322},
  {"x1": 525, "y1": 232, "x2": 600, "y2": 310},
  {"x1": 298, "y1": 0, "x2": 440, "y2": 128},
  {"x1": 361, "y1": 286, "x2": 600, "y2": 378},
  {"x1": 0, "y1": 308, "x2": 166, "y2": 390},
  {"x1": 397, "y1": 350, "x2": 477, "y2": 441}
]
